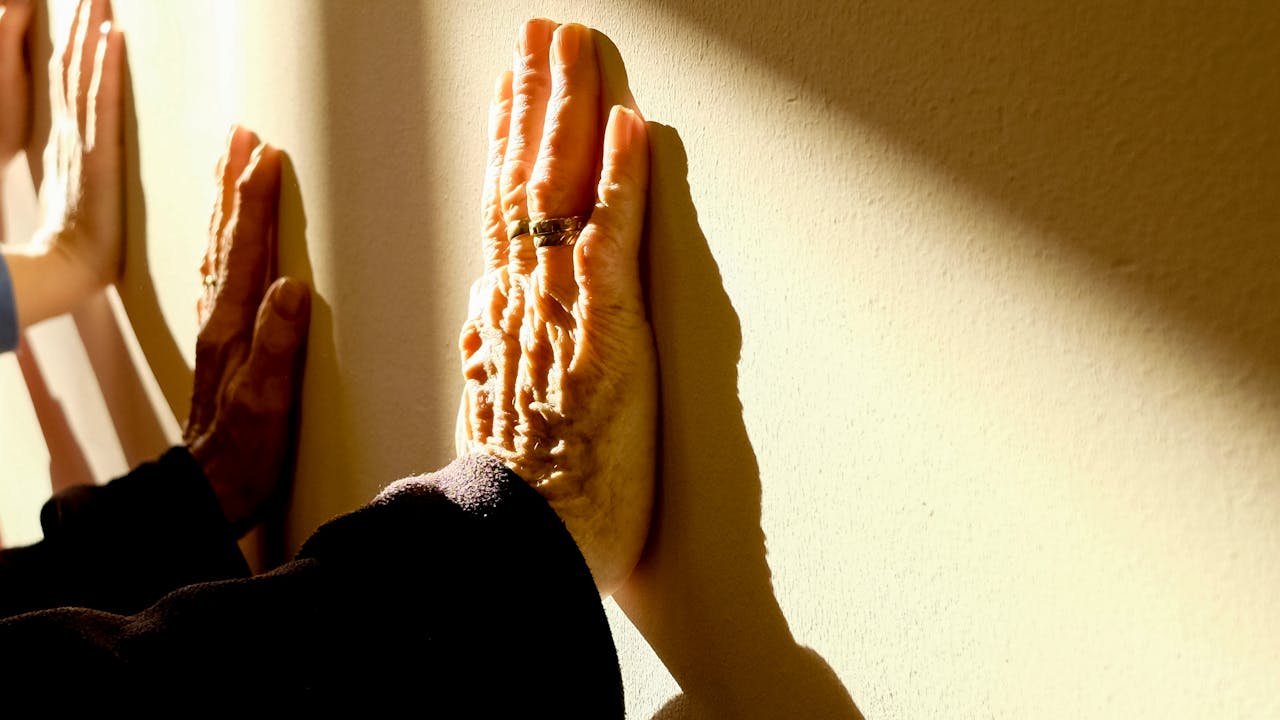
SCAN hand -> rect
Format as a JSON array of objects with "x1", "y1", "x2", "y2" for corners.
[
  {"x1": 38, "y1": 0, "x2": 123, "y2": 288},
  {"x1": 0, "y1": 0, "x2": 33, "y2": 169},
  {"x1": 2, "y1": 0, "x2": 123, "y2": 329},
  {"x1": 457, "y1": 20, "x2": 656, "y2": 596},
  {"x1": 184, "y1": 126, "x2": 310, "y2": 535}
]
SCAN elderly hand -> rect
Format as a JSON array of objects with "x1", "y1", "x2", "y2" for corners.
[
  {"x1": 0, "y1": 0, "x2": 33, "y2": 170},
  {"x1": 457, "y1": 20, "x2": 655, "y2": 596},
  {"x1": 184, "y1": 127, "x2": 310, "y2": 534}
]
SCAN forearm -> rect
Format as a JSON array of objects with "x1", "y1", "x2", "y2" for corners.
[{"x1": 0, "y1": 455, "x2": 622, "y2": 713}]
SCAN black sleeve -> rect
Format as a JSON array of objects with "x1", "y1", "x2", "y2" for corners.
[
  {"x1": 0, "y1": 454, "x2": 623, "y2": 717},
  {"x1": 0, "y1": 447, "x2": 250, "y2": 619}
]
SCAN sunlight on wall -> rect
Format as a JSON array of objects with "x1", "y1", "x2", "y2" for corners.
[{"x1": 1, "y1": 1, "x2": 1275, "y2": 718}]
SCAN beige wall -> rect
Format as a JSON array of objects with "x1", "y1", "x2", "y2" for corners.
[{"x1": 2, "y1": 1, "x2": 1278, "y2": 717}]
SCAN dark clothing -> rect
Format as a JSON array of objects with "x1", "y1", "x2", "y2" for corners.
[{"x1": 0, "y1": 449, "x2": 622, "y2": 716}]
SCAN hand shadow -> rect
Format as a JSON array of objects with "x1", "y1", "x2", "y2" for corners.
[
  {"x1": 613, "y1": 125, "x2": 863, "y2": 720},
  {"x1": 111, "y1": 37, "x2": 194, "y2": 428},
  {"x1": 272, "y1": 152, "x2": 341, "y2": 569}
]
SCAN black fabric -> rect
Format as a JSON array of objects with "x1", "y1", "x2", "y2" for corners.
[
  {"x1": 0, "y1": 447, "x2": 248, "y2": 618},
  {"x1": 0, "y1": 450, "x2": 622, "y2": 717}
]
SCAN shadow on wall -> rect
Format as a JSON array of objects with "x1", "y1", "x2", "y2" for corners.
[
  {"x1": 653, "y1": 0, "x2": 1280, "y2": 399},
  {"x1": 614, "y1": 125, "x2": 863, "y2": 720},
  {"x1": 277, "y1": 0, "x2": 447, "y2": 555},
  {"x1": 273, "y1": 153, "x2": 339, "y2": 567},
  {"x1": 114, "y1": 42, "x2": 194, "y2": 429}
]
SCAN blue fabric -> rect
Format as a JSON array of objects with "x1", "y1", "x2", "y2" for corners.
[{"x1": 0, "y1": 255, "x2": 17, "y2": 353}]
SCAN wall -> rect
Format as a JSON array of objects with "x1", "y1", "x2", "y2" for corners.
[{"x1": 1, "y1": 1, "x2": 1277, "y2": 718}]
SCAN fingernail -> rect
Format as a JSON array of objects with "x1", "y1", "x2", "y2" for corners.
[
  {"x1": 556, "y1": 24, "x2": 582, "y2": 65},
  {"x1": 518, "y1": 18, "x2": 554, "y2": 59},
  {"x1": 273, "y1": 280, "x2": 307, "y2": 320},
  {"x1": 99, "y1": 20, "x2": 111, "y2": 34},
  {"x1": 612, "y1": 105, "x2": 640, "y2": 143}
]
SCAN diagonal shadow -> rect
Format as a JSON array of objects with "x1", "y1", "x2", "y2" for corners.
[
  {"x1": 272, "y1": 151, "x2": 339, "y2": 568},
  {"x1": 647, "y1": 0, "x2": 1280, "y2": 404},
  {"x1": 113, "y1": 39, "x2": 193, "y2": 425},
  {"x1": 614, "y1": 125, "x2": 862, "y2": 720}
]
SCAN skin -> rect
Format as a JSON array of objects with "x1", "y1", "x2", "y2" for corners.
[
  {"x1": 2, "y1": 2, "x2": 304, "y2": 531},
  {"x1": 0, "y1": 0, "x2": 33, "y2": 174},
  {"x1": 184, "y1": 126, "x2": 310, "y2": 534},
  {"x1": 1, "y1": 0, "x2": 124, "y2": 329},
  {"x1": 457, "y1": 20, "x2": 657, "y2": 596}
]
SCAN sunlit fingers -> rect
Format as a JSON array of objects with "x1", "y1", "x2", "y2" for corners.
[
  {"x1": 201, "y1": 127, "x2": 260, "y2": 327},
  {"x1": 85, "y1": 21, "x2": 121, "y2": 153},
  {"x1": 528, "y1": 24, "x2": 601, "y2": 224},
  {"x1": 571, "y1": 105, "x2": 649, "y2": 367},
  {"x1": 58, "y1": 0, "x2": 86, "y2": 110},
  {"x1": 526, "y1": 23, "x2": 601, "y2": 305},
  {"x1": 216, "y1": 142, "x2": 282, "y2": 332},
  {"x1": 71, "y1": 0, "x2": 109, "y2": 136},
  {"x1": 481, "y1": 71, "x2": 514, "y2": 271},
  {"x1": 501, "y1": 18, "x2": 557, "y2": 272}
]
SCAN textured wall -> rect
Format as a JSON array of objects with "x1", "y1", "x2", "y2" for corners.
[{"x1": 2, "y1": 1, "x2": 1278, "y2": 718}]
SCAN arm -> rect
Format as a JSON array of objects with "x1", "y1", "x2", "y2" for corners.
[
  {"x1": 0, "y1": 447, "x2": 250, "y2": 619},
  {"x1": 0, "y1": 454, "x2": 622, "y2": 715}
]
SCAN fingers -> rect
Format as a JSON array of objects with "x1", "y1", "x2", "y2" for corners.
[
  {"x1": 242, "y1": 277, "x2": 311, "y2": 418},
  {"x1": 58, "y1": 0, "x2": 84, "y2": 108},
  {"x1": 85, "y1": 21, "x2": 121, "y2": 153},
  {"x1": 528, "y1": 24, "x2": 601, "y2": 222},
  {"x1": 500, "y1": 18, "x2": 557, "y2": 271},
  {"x1": 52, "y1": 0, "x2": 111, "y2": 138},
  {"x1": 216, "y1": 142, "x2": 282, "y2": 332},
  {"x1": 480, "y1": 71, "x2": 513, "y2": 271},
  {"x1": 200, "y1": 127, "x2": 260, "y2": 326},
  {"x1": 574, "y1": 106, "x2": 649, "y2": 318},
  {"x1": 527, "y1": 23, "x2": 600, "y2": 301},
  {"x1": 75, "y1": 0, "x2": 109, "y2": 134}
]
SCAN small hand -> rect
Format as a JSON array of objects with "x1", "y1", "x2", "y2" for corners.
[
  {"x1": 38, "y1": 0, "x2": 123, "y2": 289},
  {"x1": 0, "y1": 0, "x2": 34, "y2": 169},
  {"x1": 457, "y1": 20, "x2": 656, "y2": 595},
  {"x1": 1, "y1": 0, "x2": 123, "y2": 328},
  {"x1": 184, "y1": 126, "x2": 310, "y2": 534}
]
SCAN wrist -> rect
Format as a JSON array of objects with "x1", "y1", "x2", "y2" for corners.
[{"x1": 2, "y1": 236, "x2": 100, "y2": 329}]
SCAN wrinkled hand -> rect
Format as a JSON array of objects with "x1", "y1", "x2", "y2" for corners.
[
  {"x1": 457, "y1": 20, "x2": 655, "y2": 596},
  {"x1": 184, "y1": 127, "x2": 310, "y2": 535},
  {"x1": 37, "y1": 0, "x2": 123, "y2": 289},
  {"x1": 0, "y1": 0, "x2": 33, "y2": 169}
]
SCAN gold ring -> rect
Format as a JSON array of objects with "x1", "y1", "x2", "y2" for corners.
[{"x1": 530, "y1": 215, "x2": 589, "y2": 248}]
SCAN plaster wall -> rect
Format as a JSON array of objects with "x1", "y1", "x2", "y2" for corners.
[{"x1": 1, "y1": 1, "x2": 1277, "y2": 718}]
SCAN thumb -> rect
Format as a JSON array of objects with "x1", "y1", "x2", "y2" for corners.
[{"x1": 242, "y1": 277, "x2": 311, "y2": 416}]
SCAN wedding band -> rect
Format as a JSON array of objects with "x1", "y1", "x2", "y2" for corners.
[
  {"x1": 530, "y1": 215, "x2": 589, "y2": 248},
  {"x1": 506, "y1": 218, "x2": 530, "y2": 241},
  {"x1": 202, "y1": 274, "x2": 218, "y2": 289}
]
